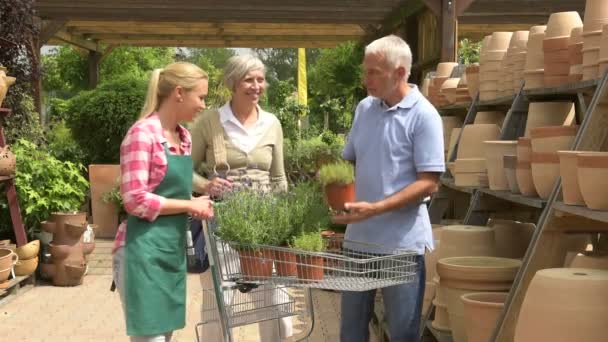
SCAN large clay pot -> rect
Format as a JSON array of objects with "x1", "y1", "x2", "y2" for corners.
[
  {"x1": 514, "y1": 268, "x2": 608, "y2": 342},
  {"x1": 517, "y1": 137, "x2": 532, "y2": 162},
  {"x1": 525, "y1": 33, "x2": 546, "y2": 71},
  {"x1": 488, "y1": 219, "x2": 535, "y2": 259},
  {"x1": 484, "y1": 141, "x2": 517, "y2": 190},
  {"x1": 583, "y1": 0, "x2": 608, "y2": 33},
  {"x1": 516, "y1": 160, "x2": 537, "y2": 197},
  {"x1": 423, "y1": 281, "x2": 437, "y2": 317},
  {"x1": 530, "y1": 125, "x2": 578, "y2": 153},
  {"x1": 462, "y1": 292, "x2": 509, "y2": 342},
  {"x1": 89, "y1": 164, "x2": 121, "y2": 238},
  {"x1": 474, "y1": 111, "x2": 505, "y2": 126},
  {"x1": 466, "y1": 64, "x2": 480, "y2": 98},
  {"x1": 557, "y1": 151, "x2": 585, "y2": 205},
  {"x1": 577, "y1": 152, "x2": 608, "y2": 210},
  {"x1": 531, "y1": 152, "x2": 560, "y2": 199},
  {"x1": 503, "y1": 155, "x2": 520, "y2": 194},
  {"x1": 525, "y1": 102, "x2": 575, "y2": 137},
  {"x1": 0, "y1": 145, "x2": 16, "y2": 176},
  {"x1": 438, "y1": 225, "x2": 497, "y2": 260},
  {"x1": 568, "y1": 252, "x2": 608, "y2": 269},
  {"x1": 544, "y1": 11, "x2": 583, "y2": 40},
  {"x1": 324, "y1": 183, "x2": 355, "y2": 211},
  {"x1": 457, "y1": 124, "x2": 502, "y2": 159},
  {"x1": 487, "y1": 32, "x2": 513, "y2": 55}
]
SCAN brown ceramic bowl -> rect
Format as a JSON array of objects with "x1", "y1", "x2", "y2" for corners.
[
  {"x1": 15, "y1": 240, "x2": 39, "y2": 260},
  {"x1": 14, "y1": 256, "x2": 38, "y2": 276}
]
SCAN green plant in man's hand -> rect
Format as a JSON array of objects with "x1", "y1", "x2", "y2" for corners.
[{"x1": 318, "y1": 160, "x2": 354, "y2": 186}]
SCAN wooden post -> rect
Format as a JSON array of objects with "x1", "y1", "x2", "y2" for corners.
[
  {"x1": 88, "y1": 51, "x2": 102, "y2": 89},
  {"x1": 440, "y1": 0, "x2": 457, "y2": 62}
]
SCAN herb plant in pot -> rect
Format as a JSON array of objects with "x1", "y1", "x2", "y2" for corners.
[
  {"x1": 319, "y1": 161, "x2": 355, "y2": 212},
  {"x1": 292, "y1": 232, "x2": 326, "y2": 281}
]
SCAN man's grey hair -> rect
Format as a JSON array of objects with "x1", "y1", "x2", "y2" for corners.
[
  {"x1": 365, "y1": 35, "x2": 413, "y2": 80},
  {"x1": 223, "y1": 54, "x2": 266, "y2": 92}
]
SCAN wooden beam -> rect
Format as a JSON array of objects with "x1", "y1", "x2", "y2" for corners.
[
  {"x1": 104, "y1": 39, "x2": 343, "y2": 48},
  {"x1": 459, "y1": 13, "x2": 550, "y2": 25},
  {"x1": 455, "y1": 0, "x2": 476, "y2": 16},
  {"x1": 440, "y1": 0, "x2": 457, "y2": 62},
  {"x1": 99, "y1": 45, "x2": 115, "y2": 64},
  {"x1": 70, "y1": 26, "x2": 364, "y2": 37},
  {"x1": 87, "y1": 34, "x2": 362, "y2": 42},
  {"x1": 53, "y1": 30, "x2": 101, "y2": 51},
  {"x1": 39, "y1": 20, "x2": 66, "y2": 46},
  {"x1": 421, "y1": 0, "x2": 441, "y2": 17}
]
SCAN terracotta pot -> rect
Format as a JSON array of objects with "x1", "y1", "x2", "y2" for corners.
[
  {"x1": 583, "y1": 0, "x2": 608, "y2": 33},
  {"x1": 437, "y1": 62, "x2": 459, "y2": 77},
  {"x1": 458, "y1": 124, "x2": 502, "y2": 159},
  {"x1": 570, "y1": 63, "x2": 583, "y2": 77},
  {"x1": 582, "y1": 63, "x2": 599, "y2": 80},
  {"x1": 525, "y1": 102, "x2": 575, "y2": 136},
  {"x1": 462, "y1": 292, "x2": 509, "y2": 342},
  {"x1": 523, "y1": 69, "x2": 544, "y2": 89},
  {"x1": 466, "y1": 64, "x2": 480, "y2": 97},
  {"x1": 0, "y1": 145, "x2": 16, "y2": 176},
  {"x1": 65, "y1": 221, "x2": 87, "y2": 239},
  {"x1": 14, "y1": 256, "x2": 38, "y2": 276},
  {"x1": 273, "y1": 249, "x2": 297, "y2": 277},
  {"x1": 441, "y1": 78, "x2": 460, "y2": 104},
  {"x1": 64, "y1": 261, "x2": 86, "y2": 279},
  {"x1": 545, "y1": 11, "x2": 583, "y2": 40},
  {"x1": 530, "y1": 125, "x2": 578, "y2": 153},
  {"x1": 516, "y1": 160, "x2": 538, "y2": 197},
  {"x1": 421, "y1": 77, "x2": 431, "y2": 97},
  {"x1": 577, "y1": 152, "x2": 608, "y2": 210},
  {"x1": 569, "y1": 73, "x2": 584, "y2": 83},
  {"x1": 509, "y1": 31, "x2": 530, "y2": 51},
  {"x1": 324, "y1": 183, "x2": 355, "y2": 211},
  {"x1": 599, "y1": 59, "x2": 608, "y2": 76},
  {"x1": 583, "y1": 29, "x2": 603, "y2": 49},
  {"x1": 0, "y1": 248, "x2": 18, "y2": 270},
  {"x1": 557, "y1": 151, "x2": 585, "y2": 205},
  {"x1": 503, "y1": 155, "x2": 520, "y2": 194},
  {"x1": 15, "y1": 240, "x2": 39, "y2": 260},
  {"x1": 41, "y1": 221, "x2": 56, "y2": 234},
  {"x1": 484, "y1": 141, "x2": 518, "y2": 191},
  {"x1": 531, "y1": 152, "x2": 560, "y2": 199},
  {"x1": 422, "y1": 281, "x2": 437, "y2": 317},
  {"x1": 517, "y1": 138, "x2": 532, "y2": 162},
  {"x1": 583, "y1": 46, "x2": 600, "y2": 66},
  {"x1": 296, "y1": 254, "x2": 324, "y2": 281},
  {"x1": 487, "y1": 32, "x2": 513, "y2": 54},
  {"x1": 488, "y1": 219, "x2": 535, "y2": 259},
  {"x1": 568, "y1": 43, "x2": 584, "y2": 65},
  {"x1": 543, "y1": 37, "x2": 571, "y2": 53},
  {"x1": 455, "y1": 158, "x2": 486, "y2": 173},
  {"x1": 426, "y1": 239, "x2": 441, "y2": 282},
  {"x1": 238, "y1": 249, "x2": 274, "y2": 280},
  {"x1": 568, "y1": 252, "x2": 608, "y2": 269},
  {"x1": 432, "y1": 298, "x2": 451, "y2": 331},
  {"x1": 0, "y1": 266, "x2": 10, "y2": 283},
  {"x1": 88, "y1": 164, "x2": 121, "y2": 238},
  {"x1": 474, "y1": 111, "x2": 505, "y2": 126},
  {"x1": 525, "y1": 33, "x2": 546, "y2": 70},
  {"x1": 514, "y1": 268, "x2": 608, "y2": 342},
  {"x1": 438, "y1": 226, "x2": 496, "y2": 260}
]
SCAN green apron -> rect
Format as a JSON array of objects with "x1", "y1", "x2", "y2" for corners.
[{"x1": 125, "y1": 143, "x2": 192, "y2": 336}]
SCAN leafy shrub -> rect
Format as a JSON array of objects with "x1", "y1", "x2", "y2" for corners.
[
  {"x1": 46, "y1": 97, "x2": 71, "y2": 123},
  {"x1": 46, "y1": 121, "x2": 87, "y2": 165},
  {"x1": 0, "y1": 139, "x2": 89, "y2": 237},
  {"x1": 318, "y1": 161, "x2": 354, "y2": 186},
  {"x1": 1, "y1": 91, "x2": 45, "y2": 146},
  {"x1": 65, "y1": 74, "x2": 147, "y2": 165},
  {"x1": 292, "y1": 231, "x2": 326, "y2": 252},
  {"x1": 284, "y1": 135, "x2": 344, "y2": 184}
]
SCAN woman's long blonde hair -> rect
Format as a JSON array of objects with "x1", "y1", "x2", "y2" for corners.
[{"x1": 140, "y1": 62, "x2": 209, "y2": 118}]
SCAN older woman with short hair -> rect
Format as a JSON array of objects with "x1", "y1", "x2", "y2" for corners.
[{"x1": 191, "y1": 54, "x2": 292, "y2": 341}]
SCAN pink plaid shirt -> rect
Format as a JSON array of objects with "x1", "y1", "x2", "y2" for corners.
[{"x1": 113, "y1": 113, "x2": 192, "y2": 253}]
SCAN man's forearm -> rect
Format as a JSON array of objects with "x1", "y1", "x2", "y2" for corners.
[
  {"x1": 374, "y1": 178, "x2": 438, "y2": 215},
  {"x1": 192, "y1": 172, "x2": 210, "y2": 195}
]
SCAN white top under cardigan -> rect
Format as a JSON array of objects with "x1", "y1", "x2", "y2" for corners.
[{"x1": 218, "y1": 102, "x2": 275, "y2": 153}]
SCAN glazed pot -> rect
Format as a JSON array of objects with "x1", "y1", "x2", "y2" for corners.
[
  {"x1": 557, "y1": 151, "x2": 585, "y2": 205},
  {"x1": 14, "y1": 256, "x2": 38, "y2": 276},
  {"x1": 531, "y1": 152, "x2": 560, "y2": 199},
  {"x1": 516, "y1": 160, "x2": 538, "y2": 197},
  {"x1": 0, "y1": 248, "x2": 18, "y2": 270},
  {"x1": 525, "y1": 102, "x2": 575, "y2": 136},
  {"x1": 324, "y1": 183, "x2": 355, "y2": 211},
  {"x1": 514, "y1": 268, "x2": 608, "y2": 342},
  {"x1": 484, "y1": 141, "x2": 518, "y2": 191},
  {"x1": 488, "y1": 218, "x2": 535, "y2": 259},
  {"x1": 458, "y1": 124, "x2": 502, "y2": 159},
  {"x1": 15, "y1": 240, "x2": 40, "y2": 260},
  {"x1": 577, "y1": 152, "x2": 608, "y2": 210},
  {"x1": 296, "y1": 254, "x2": 324, "y2": 281},
  {"x1": 438, "y1": 225, "x2": 496, "y2": 260},
  {"x1": 474, "y1": 111, "x2": 505, "y2": 126},
  {"x1": 503, "y1": 155, "x2": 520, "y2": 194},
  {"x1": 530, "y1": 125, "x2": 578, "y2": 153},
  {"x1": 462, "y1": 292, "x2": 509, "y2": 342}
]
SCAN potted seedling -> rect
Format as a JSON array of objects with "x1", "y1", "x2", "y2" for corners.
[
  {"x1": 292, "y1": 232, "x2": 326, "y2": 281},
  {"x1": 319, "y1": 160, "x2": 355, "y2": 212}
]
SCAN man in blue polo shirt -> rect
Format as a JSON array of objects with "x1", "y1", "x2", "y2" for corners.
[{"x1": 336, "y1": 35, "x2": 444, "y2": 342}]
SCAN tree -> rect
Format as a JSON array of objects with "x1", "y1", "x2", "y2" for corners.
[{"x1": 183, "y1": 48, "x2": 236, "y2": 70}]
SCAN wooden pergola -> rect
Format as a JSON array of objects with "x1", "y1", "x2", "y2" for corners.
[{"x1": 33, "y1": 0, "x2": 585, "y2": 88}]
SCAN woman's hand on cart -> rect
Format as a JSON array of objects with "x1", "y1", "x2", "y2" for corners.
[{"x1": 190, "y1": 196, "x2": 215, "y2": 219}]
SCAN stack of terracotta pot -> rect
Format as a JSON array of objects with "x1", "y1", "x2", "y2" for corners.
[
  {"x1": 465, "y1": 64, "x2": 480, "y2": 99},
  {"x1": 40, "y1": 212, "x2": 96, "y2": 286},
  {"x1": 488, "y1": 219, "x2": 536, "y2": 260},
  {"x1": 12, "y1": 240, "x2": 40, "y2": 277},
  {"x1": 423, "y1": 226, "x2": 443, "y2": 317},
  {"x1": 598, "y1": 24, "x2": 608, "y2": 76},
  {"x1": 480, "y1": 32, "x2": 513, "y2": 101},
  {"x1": 501, "y1": 31, "x2": 529, "y2": 96},
  {"x1": 569, "y1": 27, "x2": 585, "y2": 82},
  {"x1": 581, "y1": 0, "x2": 608, "y2": 80},
  {"x1": 558, "y1": 151, "x2": 608, "y2": 210},
  {"x1": 455, "y1": 73, "x2": 472, "y2": 104},
  {"x1": 514, "y1": 268, "x2": 608, "y2": 342},
  {"x1": 429, "y1": 63, "x2": 459, "y2": 106},
  {"x1": 453, "y1": 124, "x2": 501, "y2": 186},
  {"x1": 442, "y1": 116, "x2": 463, "y2": 161},
  {"x1": 516, "y1": 137, "x2": 536, "y2": 196},
  {"x1": 543, "y1": 12, "x2": 583, "y2": 87},
  {"x1": 440, "y1": 78, "x2": 461, "y2": 106},
  {"x1": 524, "y1": 26, "x2": 547, "y2": 89}
]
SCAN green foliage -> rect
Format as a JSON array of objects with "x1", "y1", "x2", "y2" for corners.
[
  {"x1": 102, "y1": 183, "x2": 126, "y2": 220},
  {"x1": 274, "y1": 96, "x2": 308, "y2": 140},
  {"x1": 458, "y1": 38, "x2": 482, "y2": 65},
  {"x1": 318, "y1": 161, "x2": 354, "y2": 186},
  {"x1": 1, "y1": 91, "x2": 45, "y2": 146},
  {"x1": 100, "y1": 47, "x2": 176, "y2": 84},
  {"x1": 183, "y1": 48, "x2": 236, "y2": 70},
  {"x1": 267, "y1": 77, "x2": 296, "y2": 113},
  {"x1": 287, "y1": 182, "x2": 330, "y2": 242},
  {"x1": 46, "y1": 97, "x2": 71, "y2": 123},
  {"x1": 65, "y1": 74, "x2": 147, "y2": 165},
  {"x1": 291, "y1": 231, "x2": 326, "y2": 252},
  {"x1": 284, "y1": 135, "x2": 344, "y2": 183},
  {"x1": 254, "y1": 48, "x2": 321, "y2": 85},
  {"x1": 46, "y1": 121, "x2": 87, "y2": 165},
  {"x1": 41, "y1": 46, "x2": 87, "y2": 95},
  {"x1": 0, "y1": 139, "x2": 89, "y2": 237}
]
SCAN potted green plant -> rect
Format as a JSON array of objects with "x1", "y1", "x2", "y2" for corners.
[
  {"x1": 318, "y1": 160, "x2": 355, "y2": 211},
  {"x1": 292, "y1": 232, "x2": 326, "y2": 281},
  {"x1": 102, "y1": 184, "x2": 127, "y2": 222}
]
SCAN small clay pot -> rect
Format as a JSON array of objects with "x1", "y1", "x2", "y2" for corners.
[
  {"x1": 272, "y1": 249, "x2": 297, "y2": 277},
  {"x1": 324, "y1": 183, "x2": 355, "y2": 211},
  {"x1": 462, "y1": 292, "x2": 509, "y2": 342}
]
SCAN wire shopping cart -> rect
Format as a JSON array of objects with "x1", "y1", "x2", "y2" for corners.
[{"x1": 196, "y1": 219, "x2": 419, "y2": 342}]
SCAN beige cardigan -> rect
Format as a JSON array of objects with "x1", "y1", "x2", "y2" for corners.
[{"x1": 190, "y1": 109, "x2": 288, "y2": 192}]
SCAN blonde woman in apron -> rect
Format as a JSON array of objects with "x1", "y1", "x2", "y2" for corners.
[{"x1": 112, "y1": 62, "x2": 215, "y2": 342}]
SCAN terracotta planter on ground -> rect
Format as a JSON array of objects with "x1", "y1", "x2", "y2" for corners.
[
  {"x1": 488, "y1": 219, "x2": 535, "y2": 259},
  {"x1": 530, "y1": 125, "x2": 578, "y2": 153},
  {"x1": 503, "y1": 155, "x2": 520, "y2": 194},
  {"x1": 531, "y1": 152, "x2": 560, "y2": 199},
  {"x1": 462, "y1": 292, "x2": 509, "y2": 342},
  {"x1": 457, "y1": 124, "x2": 502, "y2": 159},
  {"x1": 557, "y1": 151, "x2": 585, "y2": 205},
  {"x1": 89, "y1": 164, "x2": 121, "y2": 238},
  {"x1": 483, "y1": 141, "x2": 517, "y2": 191},
  {"x1": 296, "y1": 254, "x2": 324, "y2": 281},
  {"x1": 514, "y1": 268, "x2": 608, "y2": 342},
  {"x1": 324, "y1": 183, "x2": 355, "y2": 211},
  {"x1": 577, "y1": 152, "x2": 608, "y2": 210},
  {"x1": 238, "y1": 249, "x2": 274, "y2": 280},
  {"x1": 525, "y1": 102, "x2": 575, "y2": 136},
  {"x1": 516, "y1": 160, "x2": 538, "y2": 197}
]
